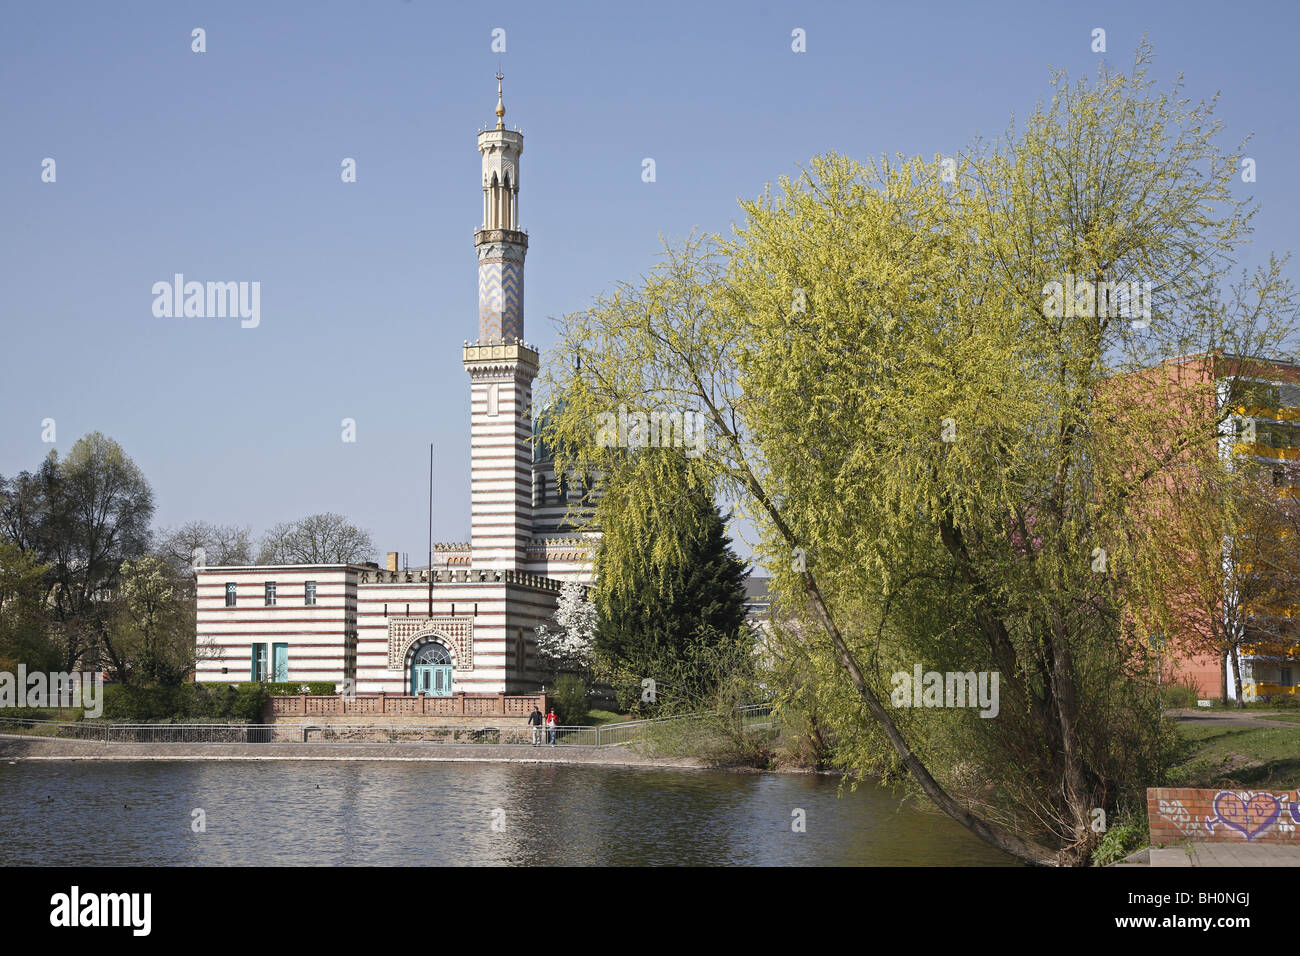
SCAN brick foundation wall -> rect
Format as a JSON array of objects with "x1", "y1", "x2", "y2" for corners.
[
  {"x1": 266, "y1": 692, "x2": 545, "y2": 720},
  {"x1": 1147, "y1": 787, "x2": 1300, "y2": 844},
  {"x1": 273, "y1": 712, "x2": 531, "y2": 728},
  {"x1": 289, "y1": 724, "x2": 542, "y2": 744}
]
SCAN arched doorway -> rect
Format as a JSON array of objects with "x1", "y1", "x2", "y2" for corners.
[{"x1": 409, "y1": 640, "x2": 453, "y2": 697}]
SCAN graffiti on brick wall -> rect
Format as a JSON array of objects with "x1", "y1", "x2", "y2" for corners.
[
  {"x1": 1150, "y1": 788, "x2": 1300, "y2": 842},
  {"x1": 1155, "y1": 798, "x2": 1200, "y2": 838},
  {"x1": 1203, "y1": 790, "x2": 1300, "y2": 841}
]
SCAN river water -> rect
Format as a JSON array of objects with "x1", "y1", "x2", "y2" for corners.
[{"x1": 0, "y1": 761, "x2": 1016, "y2": 865}]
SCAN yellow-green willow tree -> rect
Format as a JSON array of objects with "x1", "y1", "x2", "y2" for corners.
[{"x1": 539, "y1": 45, "x2": 1298, "y2": 865}]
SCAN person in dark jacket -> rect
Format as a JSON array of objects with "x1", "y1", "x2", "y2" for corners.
[{"x1": 527, "y1": 705, "x2": 543, "y2": 746}]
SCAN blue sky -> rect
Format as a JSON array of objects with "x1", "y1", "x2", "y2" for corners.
[{"x1": 2, "y1": 0, "x2": 1299, "y2": 565}]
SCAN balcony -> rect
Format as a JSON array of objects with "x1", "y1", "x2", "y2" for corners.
[
  {"x1": 1232, "y1": 442, "x2": 1300, "y2": 462},
  {"x1": 1231, "y1": 403, "x2": 1300, "y2": 424},
  {"x1": 1241, "y1": 640, "x2": 1300, "y2": 661}
]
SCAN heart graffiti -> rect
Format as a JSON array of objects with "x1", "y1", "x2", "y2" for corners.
[{"x1": 1211, "y1": 791, "x2": 1282, "y2": 840}]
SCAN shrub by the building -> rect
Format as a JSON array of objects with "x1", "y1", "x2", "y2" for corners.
[
  {"x1": 551, "y1": 673, "x2": 590, "y2": 725},
  {"x1": 101, "y1": 682, "x2": 269, "y2": 722}
]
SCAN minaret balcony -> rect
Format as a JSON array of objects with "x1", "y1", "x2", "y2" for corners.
[
  {"x1": 477, "y1": 129, "x2": 524, "y2": 155},
  {"x1": 463, "y1": 340, "x2": 540, "y2": 372},
  {"x1": 475, "y1": 228, "x2": 528, "y2": 249}
]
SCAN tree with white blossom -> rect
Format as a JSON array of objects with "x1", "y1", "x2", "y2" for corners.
[{"x1": 535, "y1": 581, "x2": 598, "y2": 677}]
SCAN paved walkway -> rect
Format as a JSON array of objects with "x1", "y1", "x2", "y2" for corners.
[
  {"x1": 1168, "y1": 708, "x2": 1300, "y2": 730},
  {"x1": 1145, "y1": 842, "x2": 1300, "y2": 867},
  {"x1": 0, "y1": 734, "x2": 708, "y2": 768}
]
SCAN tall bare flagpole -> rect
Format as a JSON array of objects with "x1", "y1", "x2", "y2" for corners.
[{"x1": 428, "y1": 443, "x2": 434, "y2": 618}]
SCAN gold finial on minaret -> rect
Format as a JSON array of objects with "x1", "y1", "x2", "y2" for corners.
[{"x1": 495, "y1": 72, "x2": 505, "y2": 129}]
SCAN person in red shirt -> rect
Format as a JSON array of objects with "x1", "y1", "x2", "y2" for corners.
[{"x1": 546, "y1": 708, "x2": 558, "y2": 746}]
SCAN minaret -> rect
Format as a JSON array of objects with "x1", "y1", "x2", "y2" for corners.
[{"x1": 464, "y1": 74, "x2": 537, "y2": 570}]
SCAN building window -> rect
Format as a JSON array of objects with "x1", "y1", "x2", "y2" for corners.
[
  {"x1": 272, "y1": 643, "x2": 289, "y2": 682},
  {"x1": 488, "y1": 382, "x2": 500, "y2": 417},
  {"x1": 1282, "y1": 667, "x2": 1294, "y2": 687},
  {"x1": 225, "y1": 582, "x2": 237, "y2": 607},
  {"x1": 251, "y1": 643, "x2": 268, "y2": 682},
  {"x1": 305, "y1": 581, "x2": 317, "y2": 606},
  {"x1": 264, "y1": 582, "x2": 276, "y2": 606}
]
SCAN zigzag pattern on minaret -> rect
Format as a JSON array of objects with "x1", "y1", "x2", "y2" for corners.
[
  {"x1": 478, "y1": 263, "x2": 503, "y2": 340},
  {"x1": 477, "y1": 260, "x2": 523, "y2": 342},
  {"x1": 499, "y1": 263, "x2": 521, "y2": 340}
]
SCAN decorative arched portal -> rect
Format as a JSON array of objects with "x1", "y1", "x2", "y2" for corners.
[{"x1": 408, "y1": 638, "x2": 454, "y2": 697}]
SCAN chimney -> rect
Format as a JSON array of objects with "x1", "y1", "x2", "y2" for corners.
[{"x1": 386, "y1": 552, "x2": 399, "y2": 572}]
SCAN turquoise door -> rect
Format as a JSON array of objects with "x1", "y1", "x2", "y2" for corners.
[
  {"x1": 412, "y1": 665, "x2": 452, "y2": 696},
  {"x1": 410, "y1": 642, "x2": 453, "y2": 696},
  {"x1": 272, "y1": 643, "x2": 289, "y2": 682}
]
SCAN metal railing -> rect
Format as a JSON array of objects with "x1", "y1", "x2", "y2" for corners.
[
  {"x1": 594, "y1": 702, "x2": 776, "y2": 745},
  {"x1": 0, "y1": 719, "x2": 275, "y2": 744},
  {"x1": 0, "y1": 703, "x2": 776, "y2": 749}
]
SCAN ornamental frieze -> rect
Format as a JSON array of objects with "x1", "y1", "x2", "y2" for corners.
[{"x1": 388, "y1": 617, "x2": 474, "y2": 671}]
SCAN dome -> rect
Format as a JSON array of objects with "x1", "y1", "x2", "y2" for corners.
[{"x1": 532, "y1": 402, "x2": 561, "y2": 464}]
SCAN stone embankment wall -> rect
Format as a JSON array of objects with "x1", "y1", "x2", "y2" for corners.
[{"x1": 0, "y1": 734, "x2": 703, "y2": 768}]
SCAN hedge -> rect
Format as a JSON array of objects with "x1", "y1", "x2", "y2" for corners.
[
  {"x1": 101, "y1": 683, "x2": 269, "y2": 722},
  {"x1": 263, "y1": 681, "x2": 338, "y2": 696}
]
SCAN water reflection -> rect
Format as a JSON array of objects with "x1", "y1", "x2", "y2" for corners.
[{"x1": 0, "y1": 761, "x2": 1016, "y2": 866}]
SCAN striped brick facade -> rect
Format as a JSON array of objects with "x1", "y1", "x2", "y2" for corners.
[
  {"x1": 353, "y1": 567, "x2": 560, "y2": 693},
  {"x1": 523, "y1": 538, "x2": 596, "y2": 583},
  {"x1": 525, "y1": 457, "x2": 597, "y2": 580},
  {"x1": 197, "y1": 566, "x2": 560, "y2": 694},
  {"x1": 195, "y1": 566, "x2": 358, "y2": 686},
  {"x1": 465, "y1": 342, "x2": 538, "y2": 570},
  {"x1": 193, "y1": 83, "x2": 599, "y2": 698}
]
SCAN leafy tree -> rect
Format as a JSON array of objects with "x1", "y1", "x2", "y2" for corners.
[
  {"x1": 0, "y1": 541, "x2": 59, "y2": 672},
  {"x1": 1129, "y1": 422, "x2": 1300, "y2": 708},
  {"x1": 539, "y1": 45, "x2": 1299, "y2": 864},
  {"x1": 0, "y1": 437, "x2": 242, "y2": 685},
  {"x1": 101, "y1": 555, "x2": 198, "y2": 686},
  {"x1": 0, "y1": 458, "x2": 51, "y2": 553},
  {"x1": 0, "y1": 433, "x2": 154, "y2": 669},
  {"x1": 258, "y1": 512, "x2": 374, "y2": 564}
]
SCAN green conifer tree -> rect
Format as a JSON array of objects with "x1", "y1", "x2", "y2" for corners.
[{"x1": 594, "y1": 452, "x2": 749, "y2": 711}]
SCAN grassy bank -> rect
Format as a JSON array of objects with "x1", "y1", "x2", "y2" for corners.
[{"x1": 1169, "y1": 721, "x2": 1300, "y2": 790}]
